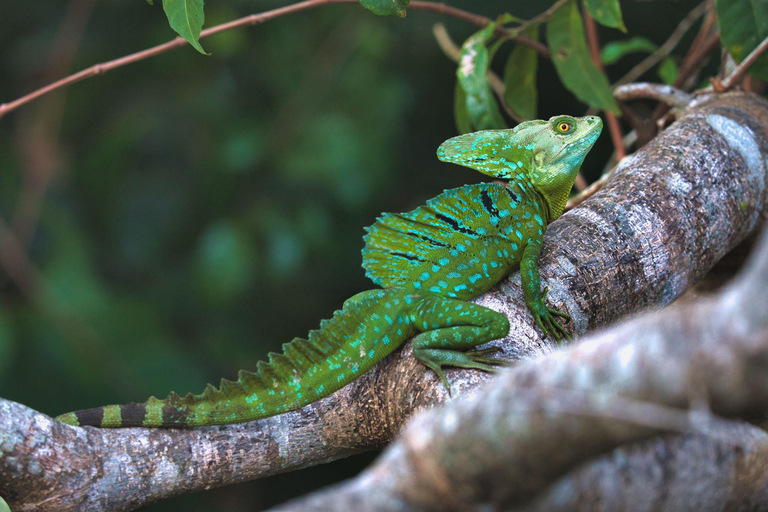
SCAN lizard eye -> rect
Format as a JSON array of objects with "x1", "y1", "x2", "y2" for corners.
[{"x1": 556, "y1": 121, "x2": 574, "y2": 133}]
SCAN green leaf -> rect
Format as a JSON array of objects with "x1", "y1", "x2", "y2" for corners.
[
  {"x1": 716, "y1": 0, "x2": 768, "y2": 81},
  {"x1": 453, "y1": 82, "x2": 473, "y2": 134},
  {"x1": 503, "y1": 26, "x2": 539, "y2": 120},
  {"x1": 658, "y1": 57, "x2": 679, "y2": 85},
  {"x1": 584, "y1": 0, "x2": 626, "y2": 32},
  {"x1": 456, "y1": 21, "x2": 506, "y2": 132},
  {"x1": 358, "y1": 0, "x2": 409, "y2": 17},
  {"x1": 601, "y1": 37, "x2": 657, "y2": 65},
  {"x1": 547, "y1": 0, "x2": 620, "y2": 114},
  {"x1": 162, "y1": 0, "x2": 208, "y2": 55},
  {"x1": 147, "y1": 0, "x2": 153, "y2": 5}
]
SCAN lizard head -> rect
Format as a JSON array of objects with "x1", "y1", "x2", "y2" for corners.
[
  {"x1": 528, "y1": 115, "x2": 602, "y2": 220},
  {"x1": 437, "y1": 115, "x2": 602, "y2": 221}
]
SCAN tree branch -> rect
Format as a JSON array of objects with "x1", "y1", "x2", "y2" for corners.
[
  {"x1": 2, "y1": 91, "x2": 768, "y2": 510},
  {"x1": 0, "y1": 0, "x2": 549, "y2": 120}
]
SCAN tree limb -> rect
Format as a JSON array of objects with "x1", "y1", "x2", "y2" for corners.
[
  {"x1": 270, "y1": 196, "x2": 768, "y2": 512},
  {"x1": 2, "y1": 91, "x2": 768, "y2": 510}
]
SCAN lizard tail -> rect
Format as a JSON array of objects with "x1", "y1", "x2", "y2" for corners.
[{"x1": 56, "y1": 290, "x2": 397, "y2": 428}]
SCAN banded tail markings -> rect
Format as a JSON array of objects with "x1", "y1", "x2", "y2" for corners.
[{"x1": 56, "y1": 291, "x2": 415, "y2": 427}]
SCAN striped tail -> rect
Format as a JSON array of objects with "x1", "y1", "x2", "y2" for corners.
[{"x1": 56, "y1": 290, "x2": 401, "y2": 428}]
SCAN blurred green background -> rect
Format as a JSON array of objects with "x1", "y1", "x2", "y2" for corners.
[{"x1": 0, "y1": 0, "x2": 699, "y2": 510}]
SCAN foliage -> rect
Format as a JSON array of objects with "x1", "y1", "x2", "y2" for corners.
[
  {"x1": 503, "y1": 25, "x2": 539, "y2": 120},
  {"x1": 455, "y1": 17, "x2": 509, "y2": 132},
  {"x1": 453, "y1": 0, "x2": 623, "y2": 130},
  {"x1": 150, "y1": 0, "x2": 209, "y2": 54},
  {"x1": 359, "y1": 0, "x2": 410, "y2": 17},
  {"x1": 547, "y1": 0, "x2": 620, "y2": 114},
  {"x1": 601, "y1": 37, "x2": 657, "y2": 65},
  {"x1": 716, "y1": 0, "x2": 768, "y2": 80}
]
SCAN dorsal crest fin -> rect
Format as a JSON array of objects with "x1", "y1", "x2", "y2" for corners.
[
  {"x1": 437, "y1": 128, "x2": 536, "y2": 179},
  {"x1": 362, "y1": 183, "x2": 510, "y2": 288}
]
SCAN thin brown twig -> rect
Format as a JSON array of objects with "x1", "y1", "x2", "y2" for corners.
[
  {"x1": 582, "y1": 8, "x2": 625, "y2": 162},
  {"x1": 673, "y1": 33, "x2": 720, "y2": 90},
  {"x1": 712, "y1": 34, "x2": 768, "y2": 92},
  {"x1": 614, "y1": 0, "x2": 709, "y2": 87},
  {"x1": 0, "y1": 0, "x2": 549, "y2": 120},
  {"x1": 514, "y1": 0, "x2": 570, "y2": 35},
  {"x1": 674, "y1": 1, "x2": 717, "y2": 90}
]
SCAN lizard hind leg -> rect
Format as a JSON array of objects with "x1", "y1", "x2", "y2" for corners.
[{"x1": 410, "y1": 296, "x2": 511, "y2": 396}]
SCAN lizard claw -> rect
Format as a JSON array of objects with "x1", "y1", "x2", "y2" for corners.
[{"x1": 533, "y1": 287, "x2": 571, "y2": 341}]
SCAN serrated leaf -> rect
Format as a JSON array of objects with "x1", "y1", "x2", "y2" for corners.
[
  {"x1": 547, "y1": 0, "x2": 620, "y2": 114},
  {"x1": 359, "y1": 0, "x2": 409, "y2": 17},
  {"x1": 584, "y1": 0, "x2": 626, "y2": 32},
  {"x1": 716, "y1": 0, "x2": 768, "y2": 81},
  {"x1": 163, "y1": 0, "x2": 208, "y2": 55},
  {"x1": 503, "y1": 26, "x2": 539, "y2": 120},
  {"x1": 658, "y1": 57, "x2": 679, "y2": 85},
  {"x1": 456, "y1": 22, "x2": 506, "y2": 132},
  {"x1": 601, "y1": 37, "x2": 657, "y2": 65}
]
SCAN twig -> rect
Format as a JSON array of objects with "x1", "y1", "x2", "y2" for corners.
[
  {"x1": 0, "y1": 0, "x2": 550, "y2": 120},
  {"x1": 613, "y1": 83, "x2": 692, "y2": 108},
  {"x1": 614, "y1": 0, "x2": 709, "y2": 86},
  {"x1": 673, "y1": 1, "x2": 718, "y2": 90},
  {"x1": 673, "y1": 33, "x2": 720, "y2": 90},
  {"x1": 582, "y1": 8, "x2": 625, "y2": 162},
  {"x1": 514, "y1": 0, "x2": 570, "y2": 35},
  {"x1": 712, "y1": 34, "x2": 768, "y2": 92}
]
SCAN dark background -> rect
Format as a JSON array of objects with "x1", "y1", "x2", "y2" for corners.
[{"x1": 0, "y1": 1, "x2": 699, "y2": 509}]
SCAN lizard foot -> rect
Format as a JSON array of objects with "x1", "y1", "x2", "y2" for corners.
[
  {"x1": 415, "y1": 345, "x2": 510, "y2": 397},
  {"x1": 533, "y1": 287, "x2": 571, "y2": 341}
]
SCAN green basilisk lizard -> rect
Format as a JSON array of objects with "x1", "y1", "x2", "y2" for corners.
[{"x1": 57, "y1": 115, "x2": 602, "y2": 427}]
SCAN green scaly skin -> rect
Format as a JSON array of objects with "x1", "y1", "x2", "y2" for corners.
[{"x1": 56, "y1": 115, "x2": 601, "y2": 428}]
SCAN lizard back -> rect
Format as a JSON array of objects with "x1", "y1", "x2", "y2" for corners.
[{"x1": 362, "y1": 182, "x2": 545, "y2": 300}]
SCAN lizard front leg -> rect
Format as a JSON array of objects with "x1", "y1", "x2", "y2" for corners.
[
  {"x1": 409, "y1": 295, "x2": 510, "y2": 395},
  {"x1": 520, "y1": 241, "x2": 571, "y2": 340}
]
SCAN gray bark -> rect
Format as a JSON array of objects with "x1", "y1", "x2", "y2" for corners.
[{"x1": 1, "y1": 91, "x2": 767, "y2": 510}]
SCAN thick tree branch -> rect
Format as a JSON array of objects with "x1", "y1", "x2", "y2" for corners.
[{"x1": 2, "y1": 92, "x2": 768, "y2": 510}]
